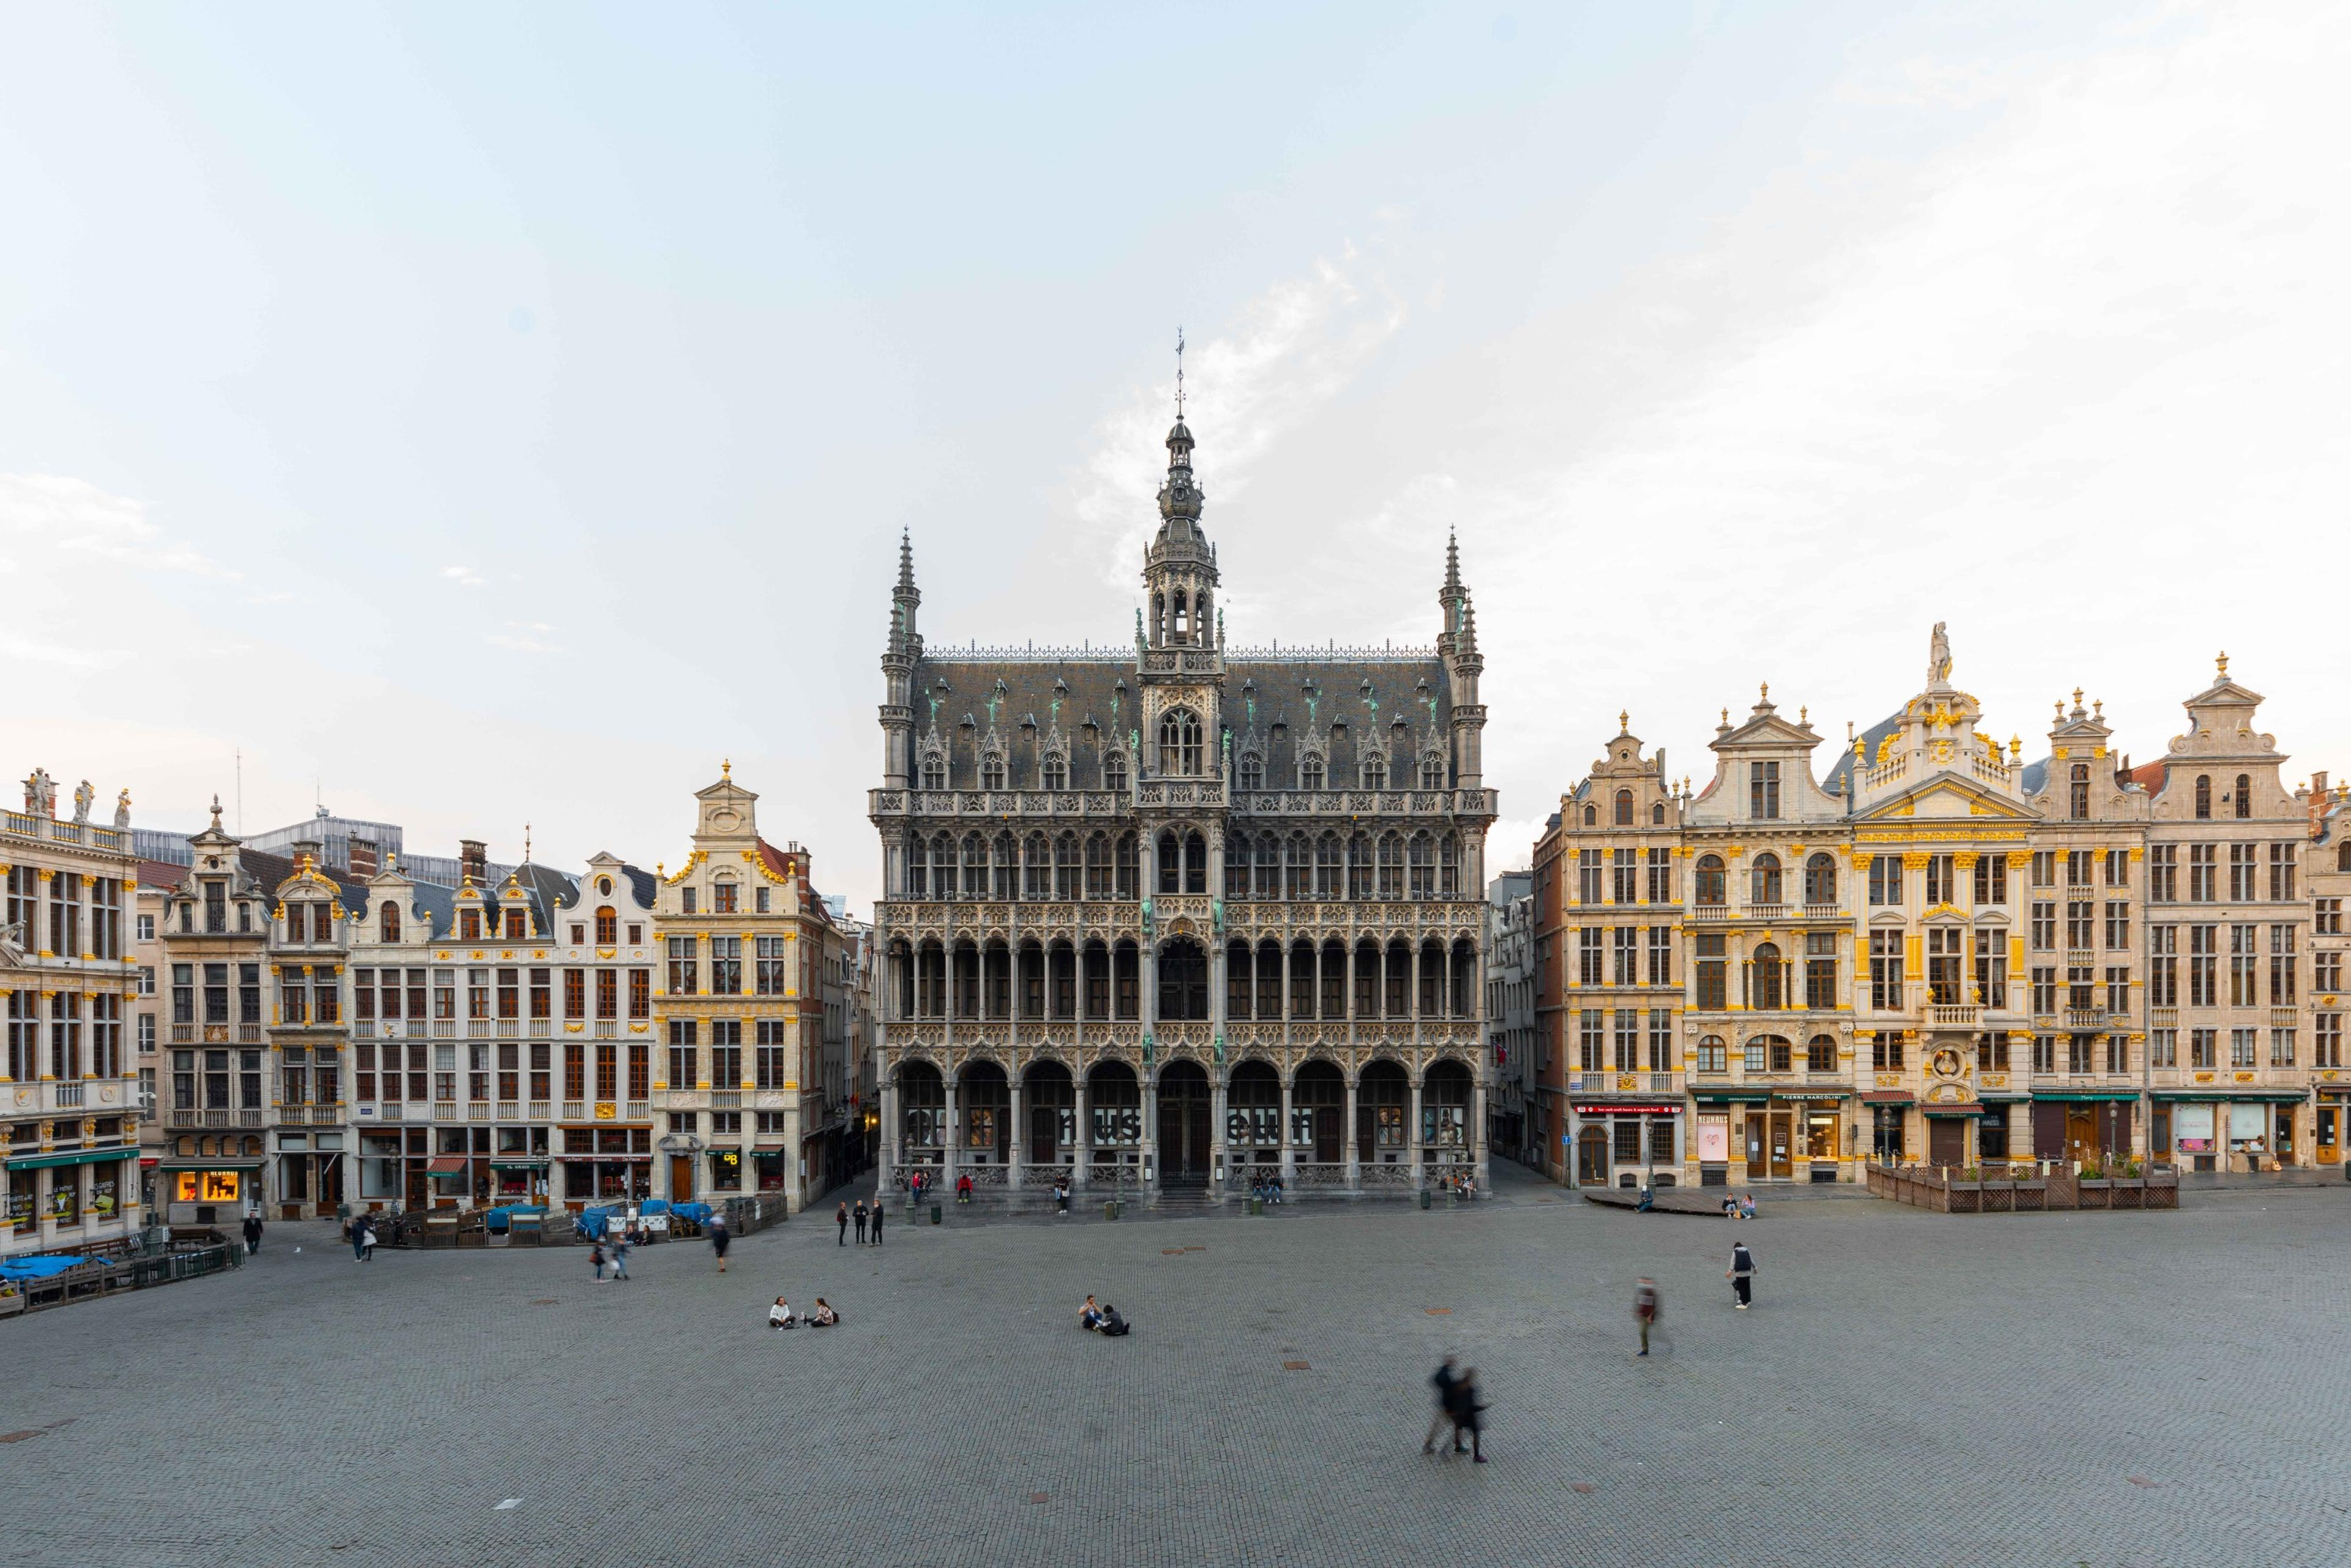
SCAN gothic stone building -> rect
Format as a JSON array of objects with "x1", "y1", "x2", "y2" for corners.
[{"x1": 869, "y1": 413, "x2": 1497, "y2": 1200}]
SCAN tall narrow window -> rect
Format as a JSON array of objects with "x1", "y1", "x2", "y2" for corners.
[
  {"x1": 2069, "y1": 763, "x2": 2090, "y2": 820},
  {"x1": 1614, "y1": 789, "x2": 1633, "y2": 826},
  {"x1": 2194, "y1": 775, "x2": 2211, "y2": 819},
  {"x1": 2234, "y1": 773, "x2": 2251, "y2": 819},
  {"x1": 1749, "y1": 761, "x2": 1780, "y2": 820},
  {"x1": 1157, "y1": 708, "x2": 1202, "y2": 776}
]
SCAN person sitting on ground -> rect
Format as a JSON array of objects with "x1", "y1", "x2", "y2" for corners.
[
  {"x1": 769, "y1": 1297, "x2": 795, "y2": 1330},
  {"x1": 1635, "y1": 1182, "x2": 1655, "y2": 1213},
  {"x1": 1080, "y1": 1293, "x2": 1103, "y2": 1330},
  {"x1": 810, "y1": 1297, "x2": 839, "y2": 1327},
  {"x1": 1095, "y1": 1302, "x2": 1130, "y2": 1337},
  {"x1": 1738, "y1": 1192, "x2": 1758, "y2": 1220},
  {"x1": 1722, "y1": 1195, "x2": 1740, "y2": 1218}
]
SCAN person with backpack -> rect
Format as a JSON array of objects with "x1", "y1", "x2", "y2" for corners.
[{"x1": 1728, "y1": 1239, "x2": 1757, "y2": 1308}]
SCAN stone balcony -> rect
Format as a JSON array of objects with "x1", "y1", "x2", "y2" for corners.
[{"x1": 7, "y1": 1076, "x2": 141, "y2": 1117}]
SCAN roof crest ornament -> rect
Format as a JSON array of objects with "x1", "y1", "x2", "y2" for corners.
[{"x1": 1174, "y1": 325, "x2": 1185, "y2": 421}]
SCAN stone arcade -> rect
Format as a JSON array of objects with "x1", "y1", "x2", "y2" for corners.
[{"x1": 869, "y1": 404, "x2": 1496, "y2": 1201}]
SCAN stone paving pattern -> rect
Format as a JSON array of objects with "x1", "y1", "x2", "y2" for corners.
[{"x1": 1, "y1": 1165, "x2": 2347, "y2": 1567}]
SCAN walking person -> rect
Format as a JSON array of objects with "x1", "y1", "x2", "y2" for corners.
[
  {"x1": 869, "y1": 1198, "x2": 885, "y2": 1247},
  {"x1": 242, "y1": 1212, "x2": 263, "y2": 1256},
  {"x1": 709, "y1": 1214, "x2": 731, "y2": 1273},
  {"x1": 348, "y1": 1214, "x2": 367, "y2": 1262},
  {"x1": 853, "y1": 1198, "x2": 869, "y2": 1245},
  {"x1": 361, "y1": 1218, "x2": 378, "y2": 1261},
  {"x1": 1633, "y1": 1277, "x2": 1660, "y2": 1357},
  {"x1": 610, "y1": 1234, "x2": 631, "y2": 1282},
  {"x1": 837, "y1": 1201, "x2": 850, "y2": 1246},
  {"x1": 1422, "y1": 1356, "x2": 1460, "y2": 1455},
  {"x1": 591, "y1": 1240, "x2": 607, "y2": 1281},
  {"x1": 1447, "y1": 1367, "x2": 1490, "y2": 1463},
  {"x1": 1728, "y1": 1238, "x2": 1757, "y2": 1308}
]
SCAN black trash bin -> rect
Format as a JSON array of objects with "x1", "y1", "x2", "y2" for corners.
[{"x1": 931, "y1": 1203, "x2": 942, "y2": 1225}]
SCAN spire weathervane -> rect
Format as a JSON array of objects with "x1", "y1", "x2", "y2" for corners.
[{"x1": 1174, "y1": 326, "x2": 1186, "y2": 420}]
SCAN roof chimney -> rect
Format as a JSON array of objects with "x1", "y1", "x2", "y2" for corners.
[
  {"x1": 460, "y1": 838, "x2": 488, "y2": 885},
  {"x1": 2310, "y1": 771, "x2": 2330, "y2": 842},
  {"x1": 291, "y1": 838, "x2": 324, "y2": 869},
  {"x1": 348, "y1": 836, "x2": 380, "y2": 879}
]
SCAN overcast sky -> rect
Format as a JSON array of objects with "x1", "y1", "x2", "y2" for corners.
[{"x1": 4, "y1": 2, "x2": 2342, "y2": 909}]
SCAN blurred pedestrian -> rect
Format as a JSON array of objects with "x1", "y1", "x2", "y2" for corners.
[
  {"x1": 710, "y1": 1214, "x2": 731, "y2": 1273},
  {"x1": 869, "y1": 1199, "x2": 885, "y2": 1246},
  {"x1": 1633, "y1": 1277, "x2": 1660, "y2": 1356},
  {"x1": 242, "y1": 1212, "x2": 263, "y2": 1255},
  {"x1": 610, "y1": 1234, "x2": 631, "y2": 1282},
  {"x1": 837, "y1": 1201, "x2": 850, "y2": 1246},
  {"x1": 1422, "y1": 1356, "x2": 1460, "y2": 1454},
  {"x1": 1446, "y1": 1367, "x2": 1488, "y2": 1463},
  {"x1": 591, "y1": 1241, "x2": 607, "y2": 1281},
  {"x1": 347, "y1": 1214, "x2": 367, "y2": 1262}
]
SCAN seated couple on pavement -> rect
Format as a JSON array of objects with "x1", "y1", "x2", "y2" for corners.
[
  {"x1": 768, "y1": 1297, "x2": 841, "y2": 1330},
  {"x1": 1079, "y1": 1294, "x2": 1130, "y2": 1337}
]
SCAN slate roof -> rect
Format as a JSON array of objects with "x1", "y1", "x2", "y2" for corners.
[
  {"x1": 1818, "y1": 711, "x2": 1903, "y2": 799},
  {"x1": 910, "y1": 651, "x2": 1452, "y2": 789}
]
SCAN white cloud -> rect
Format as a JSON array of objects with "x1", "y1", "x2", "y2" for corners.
[
  {"x1": 443, "y1": 565, "x2": 487, "y2": 588},
  {"x1": 487, "y1": 621, "x2": 561, "y2": 654},
  {"x1": 0, "y1": 471, "x2": 234, "y2": 577}
]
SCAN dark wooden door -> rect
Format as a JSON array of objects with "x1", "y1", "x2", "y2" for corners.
[
  {"x1": 1157, "y1": 1065, "x2": 1211, "y2": 1180},
  {"x1": 1929, "y1": 1118, "x2": 1966, "y2": 1169},
  {"x1": 1313, "y1": 1106, "x2": 1340, "y2": 1163},
  {"x1": 1767, "y1": 1113, "x2": 1793, "y2": 1179},
  {"x1": 669, "y1": 1155, "x2": 695, "y2": 1201}
]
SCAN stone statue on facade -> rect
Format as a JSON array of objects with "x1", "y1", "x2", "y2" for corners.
[
  {"x1": 24, "y1": 767, "x2": 56, "y2": 819},
  {"x1": 72, "y1": 779, "x2": 94, "y2": 824},
  {"x1": 114, "y1": 789, "x2": 132, "y2": 830},
  {"x1": 1927, "y1": 622, "x2": 1952, "y2": 688}
]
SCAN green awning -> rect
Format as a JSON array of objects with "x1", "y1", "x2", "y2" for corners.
[
  {"x1": 1693, "y1": 1092, "x2": 1770, "y2": 1105},
  {"x1": 2150, "y1": 1087, "x2": 2308, "y2": 1103},
  {"x1": 2031, "y1": 1091, "x2": 2142, "y2": 1102},
  {"x1": 6, "y1": 1146, "x2": 138, "y2": 1171}
]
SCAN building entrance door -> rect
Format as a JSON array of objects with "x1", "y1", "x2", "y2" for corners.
[
  {"x1": 1577, "y1": 1122, "x2": 1608, "y2": 1185},
  {"x1": 2064, "y1": 1108, "x2": 2098, "y2": 1166},
  {"x1": 1749, "y1": 1111, "x2": 1793, "y2": 1179},
  {"x1": 669, "y1": 1155, "x2": 694, "y2": 1201},
  {"x1": 2318, "y1": 1103, "x2": 2341, "y2": 1165},
  {"x1": 1929, "y1": 1118, "x2": 1966, "y2": 1169},
  {"x1": 1155, "y1": 1062, "x2": 1210, "y2": 1185}
]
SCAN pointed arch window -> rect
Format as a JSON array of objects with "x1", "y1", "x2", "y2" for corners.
[
  {"x1": 981, "y1": 755, "x2": 1006, "y2": 791},
  {"x1": 1315, "y1": 833, "x2": 1343, "y2": 899},
  {"x1": 1439, "y1": 833, "x2": 1460, "y2": 898},
  {"x1": 1300, "y1": 755, "x2": 1325, "y2": 791},
  {"x1": 1362, "y1": 753, "x2": 1386, "y2": 790},
  {"x1": 1422, "y1": 756, "x2": 1445, "y2": 790},
  {"x1": 1378, "y1": 833, "x2": 1405, "y2": 900},
  {"x1": 2234, "y1": 773, "x2": 2252, "y2": 819},
  {"x1": 1408, "y1": 832, "x2": 1436, "y2": 899},
  {"x1": 1042, "y1": 756, "x2": 1067, "y2": 791},
  {"x1": 1347, "y1": 832, "x2": 1373, "y2": 899},
  {"x1": 906, "y1": 835, "x2": 928, "y2": 898},
  {"x1": 920, "y1": 752, "x2": 947, "y2": 790},
  {"x1": 1158, "y1": 708, "x2": 1202, "y2": 776},
  {"x1": 1238, "y1": 753, "x2": 1264, "y2": 792},
  {"x1": 1103, "y1": 752, "x2": 1128, "y2": 793}
]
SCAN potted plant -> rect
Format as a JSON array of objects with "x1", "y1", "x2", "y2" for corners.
[{"x1": 2078, "y1": 1155, "x2": 2112, "y2": 1209}]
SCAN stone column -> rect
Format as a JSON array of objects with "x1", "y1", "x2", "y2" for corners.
[
  {"x1": 1142, "y1": 1070, "x2": 1159, "y2": 1194},
  {"x1": 1409, "y1": 1074, "x2": 1425, "y2": 1190},
  {"x1": 1343, "y1": 1073, "x2": 1361, "y2": 1191},
  {"x1": 1472, "y1": 1075, "x2": 1489, "y2": 1188},
  {"x1": 1210, "y1": 1071, "x2": 1227, "y2": 1198},
  {"x1": 1007, "y1": 1076, "x2": 1024, "y2": 1189},
  {"x1": 1280, "y1": 1076, "x2": 1296, "y2": 1184},
  {"x1": 878, "y1": 1067, "x2": 897, "y2": 1196},
  {"x1": 1073, "y1": 1074, "x2": 1090, "y2": 1192},
  {"x1": 942, "y1": 1072, "x2": 960, "y2": 1190}
]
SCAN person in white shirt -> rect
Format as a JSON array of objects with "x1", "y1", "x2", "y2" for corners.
[{"x1": 769, "y1": 1297, "x2": 795, "y2": 1330}]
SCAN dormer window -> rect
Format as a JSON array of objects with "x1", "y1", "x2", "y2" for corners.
[
  {"x1": 981, "y1": 757, "x2": 1006, "y2": 790},
  {"x1": 1043, "y1": 757, "x2": 1068, "y2": 791},
  {"x1": 1422, "y1": 757, "x2": 1445, "y2": 790},
  {"x1": 2069, "y1": 763, "x2": 2091, "y2": 821},
  {"x1": 1614, "y1": 789, "x2": 1633, "y2": 827},
  {"x1": 1300, "y1": 756, "x2": 1324, "y2": 791},
  {"x1": 1103, "y1": 752, "x2": 1128, "y2": 793},
  {"x1": 1749, "y1": 760, "x2": 1780, "y2": 820},
  {"x1": 460, "y1": 907, "x2": 481, "y2": 940},
  {"x1": 1238, "y1": 754, "x2": 1264, "y2": 792},
  {"x1": 920, "y1": 753, "x2": 947, "y2": 790},
  {"x1": 1363, "y1": 755, "x2": 1386, "y2": 790}
]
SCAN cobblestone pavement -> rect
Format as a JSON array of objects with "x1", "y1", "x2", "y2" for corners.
[{"x1": 2, "y1": 1169, "x2": 2347, "y2": 1568}]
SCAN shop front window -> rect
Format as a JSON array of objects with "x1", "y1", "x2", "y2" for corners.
[
  {"x1": 47, "y1": 1171, "x2": 80, "y2": 1226},
  {"x1": 1804, "y1": 1110, "x2": 1839, "y2": 1161},
  {"x1": 89, "y1": 1168, "x2": 119, "y2": 1221},
  {"x1": 7, "y1": 1169, "x2": 34, "y2": 1233},
  {"x1": 174, "y1": 1171, "x2": 241, "y2": 1204},
  {"x1": 710, "y1": 1149, "x2": 743, "y2": 1191}
]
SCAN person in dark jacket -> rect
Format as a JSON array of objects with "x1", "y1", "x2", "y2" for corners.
[
  {"x1": 1422, "y1": 1356, "x2": 1460, "y2": 1454},
  {"x1": 837, "y1": 1201, "x2": 850, "y2": 1245},
  {"x1": 1445, "y1": 1367, "x2": 1488, "y2": 1463},
  {"x1": 869, "y1": 1199, "x2": 884, "y2": 1246},
  {"x1": 853, "y1": 1199, "x2": 869, "y2": 1245},
  {"x1": 241, "y1": 1213, "x2": 263, "y2": 1255},
  {"x1": 708, "y1": 1215, "x2": 730, "y2": 1272},
  {"x1": 348, "y1": 1214, "x2": 368, "y2": 1262},
  {"x1": 1728, "y1": 1240, "x2": 1757, "y2": 1308}
]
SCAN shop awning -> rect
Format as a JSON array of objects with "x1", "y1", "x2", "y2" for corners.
[
  {"x1": 2149, "y1": 1087, "x2": 2307, "y2": 1103},
  {"x1": 6, "y1": 1146, "x2": 139, "y2": 1171},
  {"x1": 1570, "y1": 1103, "x2": 1684, "y2": 1116},
  {"x1": 424, "y1": 1155, "x2": 473, "y2": 1178},
  {"x1": 1693, "y1": 1091, "x2": 1770, "y2": 1106},
  {"x1": 1774, "y1": 1090, "x2": 1849, "y2": 1101},
  {"x1": 1861, "y1": 1091, "x2": 1914, "y2": 1105},
  {"x1": 556, "y1": 1153, "x2": 651, "y2": 1161},
  {"x1": 487, "y1": 1158, "x2": 550, "y2": 1172},
  {"x1": 1921, "y1": 1104, "x2": 1987, "y2": 1117},
  {"x1": 2032, "y1": 1090, "x2": 2142, "y2": 1102}
]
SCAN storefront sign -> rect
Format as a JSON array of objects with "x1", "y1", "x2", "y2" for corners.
[
  {"x1": 2175, "y1": 1103, "x2": 2214, "y2": 1153},
  {"x1": 1695, "y1": 1118, "x2": 1731, "y2": 1162}
]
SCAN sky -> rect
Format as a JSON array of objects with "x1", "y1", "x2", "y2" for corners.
[{"x1": 3, "y1": 1, "x2": 2344, "y2": 909}]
